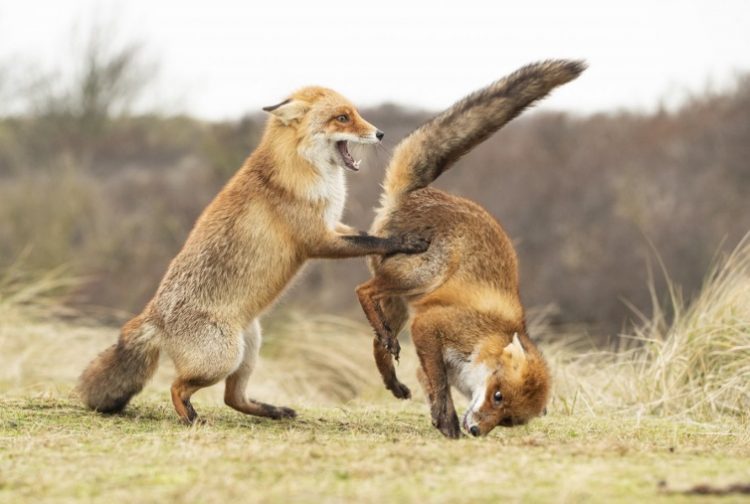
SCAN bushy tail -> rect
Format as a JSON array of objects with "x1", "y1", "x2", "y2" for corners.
[
  {"x1": 383, "y1": 60, "x2": 586, "y2": 197},
  {"x1": 77, "y1": 314, "x2": 160, "y2": 413}
]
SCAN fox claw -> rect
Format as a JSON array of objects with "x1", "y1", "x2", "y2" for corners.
[
  {"x1": 383, "y1": 336, "x2": 401, "y2": 361},
  {"x1": 376, "y1": 322, "x2": 401, "y2": 361}
]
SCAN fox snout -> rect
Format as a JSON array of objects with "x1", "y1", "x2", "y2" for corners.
[{"x1": 352, "y1": 124, "x2": 384, "y2": 145}]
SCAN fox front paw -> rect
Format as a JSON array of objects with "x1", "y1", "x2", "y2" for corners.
[
  {"x1": 431, "y1": 406, "x2": 461, "y2": 439},
  {"x1": 401, "y1": 234, "x2": 430, "y2": 254},
  {"x1": 434, "y1": 415, "x2": 462, "y2": 439}
]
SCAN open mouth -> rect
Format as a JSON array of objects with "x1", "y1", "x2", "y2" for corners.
[{"x1": 336, "y1": 141, "x2": 361, "y2": 171}]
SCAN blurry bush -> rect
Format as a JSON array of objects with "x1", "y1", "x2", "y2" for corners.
[{"x1": 1, "y1": 29, "x2": 748, "y2": 337}]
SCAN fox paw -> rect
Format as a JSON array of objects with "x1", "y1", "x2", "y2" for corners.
[
  {"x1": 387, "y1": 380, "x2": 411, "y2": 400},
  {"x1": 399, "y1": 234, "x2": 430, "y2": 254},
  {"x1": 432, "y1": 410, "x2": 462, "y2": 439},
  {"x1": 181, "y1": 415, "x2": 207, "y2": 426},
  {"x1": 269, "y1": 406, "x2": 297, "y2": 420},
  {"x1": 434, "y1": 418, "x2": 462, "y2": 439}
]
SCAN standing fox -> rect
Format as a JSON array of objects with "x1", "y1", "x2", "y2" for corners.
[
  {"x1": 357, "y1": 60, "x2": 586, "y2": 438},
  {"x1": 78, "y1": 87, "x2": 428, "y2": 423}
]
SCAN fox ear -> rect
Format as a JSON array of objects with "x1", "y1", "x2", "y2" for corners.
[
  {"x1": 503, "y1": 333, "x2": 527, "y2": 362},
  {"x1": 262, "y1": 98, "x2": 308, "y2": 125}
]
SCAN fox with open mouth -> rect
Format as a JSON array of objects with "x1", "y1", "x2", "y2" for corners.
[{"x1": 78, "y1": 85, "x2": 428, "y2": 424}]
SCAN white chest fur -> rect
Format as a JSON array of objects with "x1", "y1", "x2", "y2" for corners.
[
  {"x1": 299, "y1": 138, "x2": 349, "y2": 229},
  {"x1": 307, "y1": 165, "x2": 347, "y2": 229},
  {"x1": 444, "y1": 348, "x2": 489, "y2": 402}
]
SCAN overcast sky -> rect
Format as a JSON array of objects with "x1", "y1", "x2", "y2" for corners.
[{"x1": 1, "y1": 0, "x2": 749, "y2": 119}]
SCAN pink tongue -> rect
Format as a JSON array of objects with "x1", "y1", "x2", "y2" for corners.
[{"x1": 336, "y1": 141, "x2": 356, "y2": 168}]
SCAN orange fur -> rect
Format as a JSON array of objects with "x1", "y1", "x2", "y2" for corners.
[
  {"x1": 78, "y1": 86, "x2": 427, "y2": 423},
  {"x1": 357, "y1": 61, "x2": 585, "y2": 438}
]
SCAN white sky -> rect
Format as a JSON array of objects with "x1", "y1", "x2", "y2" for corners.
[{"x1": 1, "y1": 0, "x2": 749, "y2": 119}]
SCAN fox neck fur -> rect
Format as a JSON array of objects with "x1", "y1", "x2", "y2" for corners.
[{"x1": 260, "y1": 121, "x2": 347, "y2": 229}]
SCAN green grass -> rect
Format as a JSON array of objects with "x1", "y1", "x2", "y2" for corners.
[{"x1": 1, "y1": 396, "x2": 748, "y2": 503}]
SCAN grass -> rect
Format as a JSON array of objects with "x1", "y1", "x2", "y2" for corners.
[
  {"x1": 1, "y1": 240, "x2": 749, "y2": 502},
  {"x1": 549, "y1": 236, "x2": 750, "y2": 421},
  {"x1": 1, "y1": 397, "x2": 748, "y2": 504}
]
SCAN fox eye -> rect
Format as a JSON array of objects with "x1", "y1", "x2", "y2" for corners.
[
  {"x1": 336, "y1": 114, "x2": 349, "y2": 123},
  {"x1": 493, "y1": 391, "x2": 503, "y2": 404}
]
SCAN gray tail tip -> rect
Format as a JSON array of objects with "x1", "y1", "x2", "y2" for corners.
[
  {"x1": 518, "y1": 59, "x2": 588, "y2": 86},
  {"x1": 554, "y1": 59, "x2": 588, "y2": 79}
]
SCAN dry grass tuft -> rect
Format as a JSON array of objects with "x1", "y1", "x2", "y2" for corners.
[
  {"x1": 552, "y1": 236, "x2": 750, "y2": 421},
  {"x1": 0, "y1": 259, "x2": 78, "y2": 320}
]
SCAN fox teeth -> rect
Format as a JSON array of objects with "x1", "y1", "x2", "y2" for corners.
[{"x1": 353, "y1": 159, "x2": 361, "y2": 168}]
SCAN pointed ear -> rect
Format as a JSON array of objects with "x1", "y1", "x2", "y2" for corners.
[
  {"x1": 262, "y1": 98, "x2": 309, "y2": 125},
  {"x1": 503, "y1": 333, "x2": 527, "y2": 362}
]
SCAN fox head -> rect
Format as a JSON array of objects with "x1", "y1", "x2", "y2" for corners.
[
  {"x1": 263, "y1": 86, "x2": 383, "y2": 172},
  {"x1": 463, "y1": 333, "x2": 550, "y2": 437}
]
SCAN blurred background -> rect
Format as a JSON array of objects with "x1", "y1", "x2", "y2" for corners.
[{"x1": 1, "y1": 0, "x2": 749, "y2": 338}]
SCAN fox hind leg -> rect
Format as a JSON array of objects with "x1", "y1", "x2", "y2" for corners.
[
  {"x1": 165, "y1": 318, "x2": 244, "y2": 424},
  {"x1": 356, "y1": 278, "x2": 402, "y2": 359},
  {"x1": 359, "y1": 245, "x2": 449, "y2": 360},
  {"x1": 224, "y1": 319, "x2": 296, "y2": 420},
  {"x1": 371, "y1": 296, "x2": 411, "y2": 399},
  {"x1": 171, "y1": 377, "x2": 211, "y2": 424}
]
